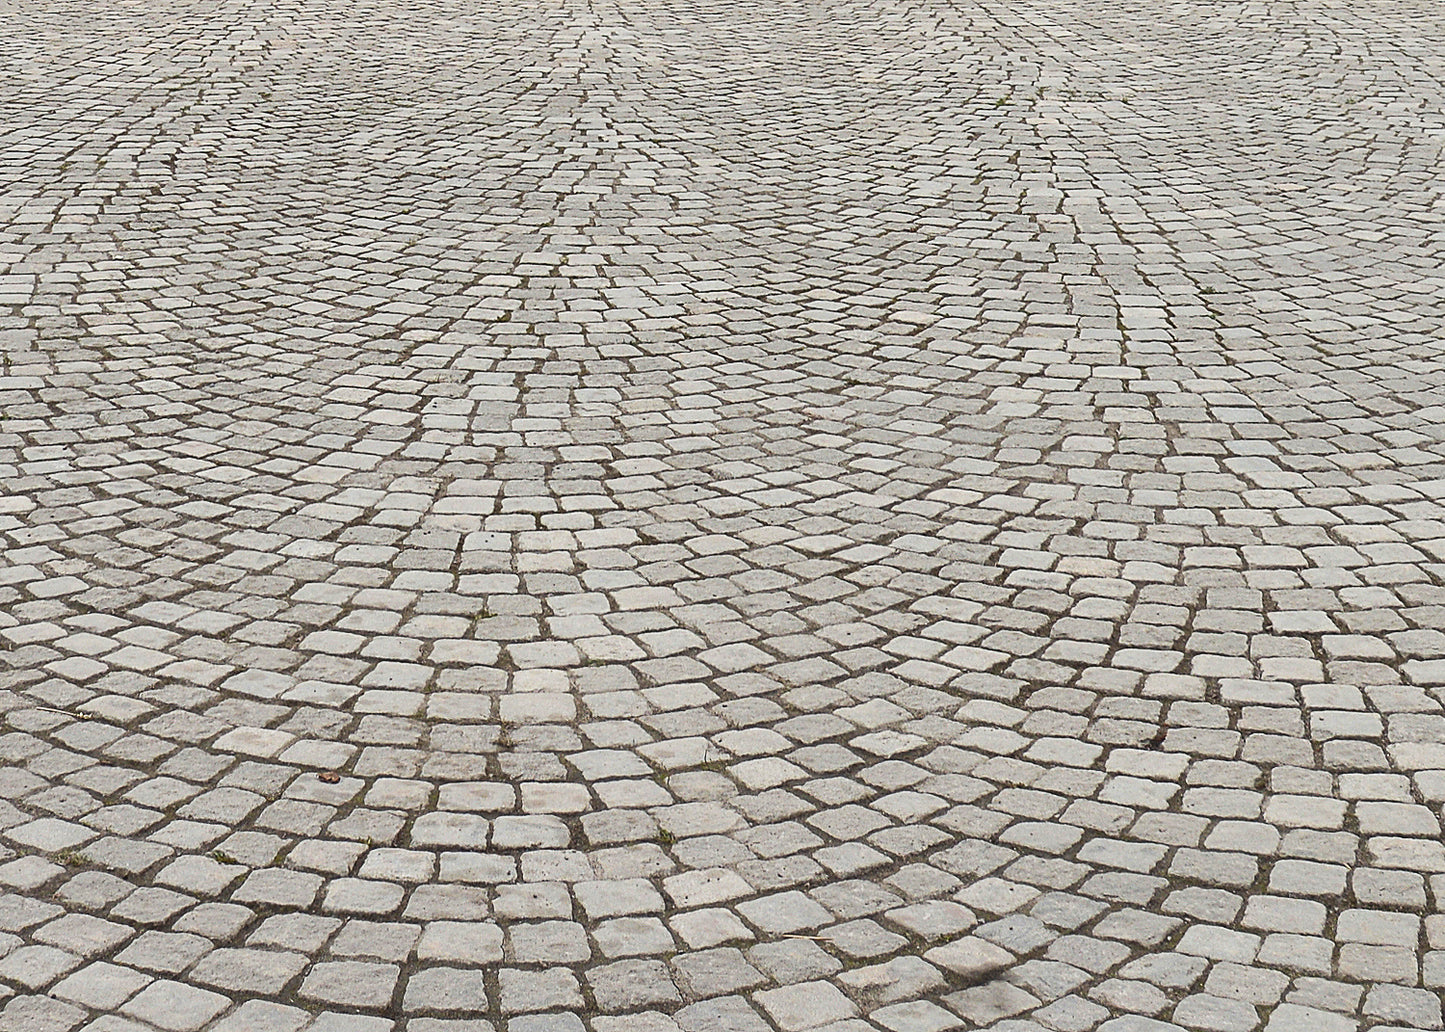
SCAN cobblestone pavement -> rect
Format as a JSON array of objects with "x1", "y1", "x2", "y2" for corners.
[{"x1": 2, "y1": 0, "x2": 1445, "y2": 1030}]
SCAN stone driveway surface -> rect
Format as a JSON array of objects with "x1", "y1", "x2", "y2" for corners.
[{"x1": 2, "y1": 0, "x2": 1445, "y2": 1029}]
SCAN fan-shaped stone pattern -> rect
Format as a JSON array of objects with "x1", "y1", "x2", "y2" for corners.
[{"x1": 3, "y1": 0, "x2": 1445, "y2": 1029}]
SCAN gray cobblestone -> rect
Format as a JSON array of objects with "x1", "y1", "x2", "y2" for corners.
[
  {"x1": 119, "y1": 981, "x2": 228, "y2": 1031},
  {"x1": 0, "y1": 1, "x2": 1443, "y2": 1028}
]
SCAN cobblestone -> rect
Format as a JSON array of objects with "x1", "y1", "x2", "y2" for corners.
[{"x1": 2, "y1": 0, "x2": 1445, "y2": 1029}]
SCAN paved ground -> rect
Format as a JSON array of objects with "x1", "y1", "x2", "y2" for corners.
[{"x1": 2, "y1": 1, "x2": 1445, "y2": 1030}]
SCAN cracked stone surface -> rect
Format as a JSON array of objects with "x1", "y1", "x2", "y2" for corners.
[{"x1": 3, "y1": 0, "x2": 1445, "y2": 1029}]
